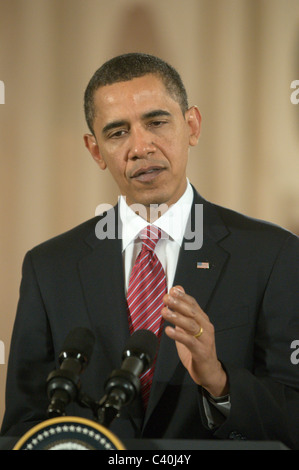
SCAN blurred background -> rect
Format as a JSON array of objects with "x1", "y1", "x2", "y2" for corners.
[{"x1": 0, "y1": 0, "x2": 298, "y2": 427}]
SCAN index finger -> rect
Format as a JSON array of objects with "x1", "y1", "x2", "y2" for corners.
[{"x1": 168, "y1": 285, "x2": 210, "y2": 322}]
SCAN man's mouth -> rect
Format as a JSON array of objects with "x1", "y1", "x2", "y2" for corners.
[{"x1": 130, "y1": 166, "x2": 165, "y2": 182}]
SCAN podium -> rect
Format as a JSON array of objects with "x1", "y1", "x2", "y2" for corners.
[
  {"x1": 125, "y1": 439, "x2": 289, "y2": 450},
  {"x1": 0, "y1": 415, "x2": 290, "y2": 450},
  {"x1": 0, "y1": 437, "x2": 289, "y2": 450}
]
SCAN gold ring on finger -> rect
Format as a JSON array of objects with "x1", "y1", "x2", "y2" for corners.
[{"x1": 194, "y1": 326, "x2": 203, "y2": 339}]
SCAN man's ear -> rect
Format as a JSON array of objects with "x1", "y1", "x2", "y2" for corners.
[
  {"x1": 83, "y1": 133, "x2": 107, "y2": 170},
  {"x1": 186, "y1": 106, "x2": 202, "y2": 147}
]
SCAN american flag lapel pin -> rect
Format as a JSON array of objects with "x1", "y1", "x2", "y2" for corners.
[{"x1": 197, "y1": 262, "x2": 210, "y2": 269}]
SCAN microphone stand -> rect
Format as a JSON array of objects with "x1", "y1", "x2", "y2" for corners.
[
  {"x1": 45, "y1": 329, "x2": 155, "y2": 428},
  {"x1": 75, "y1": 368, "x2": 140, "y2": 428}
]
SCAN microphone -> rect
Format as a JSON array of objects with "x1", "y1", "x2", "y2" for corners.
[
  {"x1": 97, "y1": 329, "x2": 158, "y2": 427},
  {"x1": 46, "y1": 327, "x2": 95, "y2": 418}
]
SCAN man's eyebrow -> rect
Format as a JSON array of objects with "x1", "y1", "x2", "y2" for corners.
[
  {"x1": 102, "y1": 120, "x2": 127, "y2": 135},
  {"x1": 142, "y1": 109, "x2": 172, "y2": 120}
]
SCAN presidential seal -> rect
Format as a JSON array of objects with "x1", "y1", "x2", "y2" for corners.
[{"x1": 13, "y1": 416, "x2": 126, "y2": 450}]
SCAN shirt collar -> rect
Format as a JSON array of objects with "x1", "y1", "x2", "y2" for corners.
[{"x1": 120, "y1": 180, "x2": 194, "y2": 251}]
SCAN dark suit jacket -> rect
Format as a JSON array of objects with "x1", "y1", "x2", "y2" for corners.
[{"x1": 1, "y1": 188, "x2": 299, "y2": 449}]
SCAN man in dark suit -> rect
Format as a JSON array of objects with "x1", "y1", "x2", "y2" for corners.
[{"x1": 1, "y1": 53, "x2": 299, "y2": 449}]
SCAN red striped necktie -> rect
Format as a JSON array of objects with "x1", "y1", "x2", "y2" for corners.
[{"x1": 127, "y1": 225, "x2": 167, "y2": 407}]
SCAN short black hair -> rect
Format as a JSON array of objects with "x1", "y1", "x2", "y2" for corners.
[{"x1": 84, "y1": 52, "x2": 189, "y2": 134}]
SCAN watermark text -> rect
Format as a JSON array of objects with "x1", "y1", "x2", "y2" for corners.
[
  {"x1": 290, "y1": 340, "x2": 299, "y2": 365},
  {"x1": 95, "y1": 199, "x2": 203, "y2": 250},
  {"x1": 0, "y1": 340, "x2": 5, "y2": 365},
  {"x1": 290, "y1": 80, "x2": 299, "y2": 104},
  {"x1": 0, "y1": 80, "x2": 4, "y2": 104}
]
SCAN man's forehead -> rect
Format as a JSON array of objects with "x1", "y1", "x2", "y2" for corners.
[
  {"x1": 93, "y1": 79, "x2": 180, "y2": 125},
  {"x1": 93, "y1": 75, "x2": 175, "y2": 108}
]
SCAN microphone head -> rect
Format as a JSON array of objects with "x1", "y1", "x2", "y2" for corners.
[
  {"x1": 59, "y1": 327, "x2": 95, "y2": 365},
  {"x1": 122, "y1": 329, "x2": 158, "y2": 368}
]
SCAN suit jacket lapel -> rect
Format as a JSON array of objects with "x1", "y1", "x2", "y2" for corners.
[
  {"x1": 78, "y1": 208, "x2": 130, "y2": 371},
  {"x1": 143, "y1": 189, "x2": 230, "y2": 426},
  {"x1": 78, "y1": 230, "x2": 146, "y2": 430}
]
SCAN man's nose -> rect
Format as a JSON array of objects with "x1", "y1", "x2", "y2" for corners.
[{"x1": 127, "y1": 127, "x2": 156, "y2": 159}]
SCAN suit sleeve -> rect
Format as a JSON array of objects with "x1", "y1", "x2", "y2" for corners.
[
  {"x1": 1, "y1": 251, "x2": 55, "y2": 436},
  {"x1": 212, "y1": 233, "x2": 299, "y2": 449}
]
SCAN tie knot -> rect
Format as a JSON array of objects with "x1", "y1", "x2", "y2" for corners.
[{"x1": 140, "y1": 225, "x2": 161, "y2": 252}]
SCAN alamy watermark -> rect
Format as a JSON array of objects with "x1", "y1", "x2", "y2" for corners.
[
  {"x1": 290, "y1": 80, "x2": 299, "y2": 104},
  {"x1": 0, "y1": 340, "x2": 5, "y2": 365},
  {"x1": 95, "y1": 198, "x2": 203, "y2": 250},
  {"x1": 290, "y1": 340, "x2": 299, "y2": 365},
  {"x1": 0, "y1": 80, "x2": 4, "y2": 104}
]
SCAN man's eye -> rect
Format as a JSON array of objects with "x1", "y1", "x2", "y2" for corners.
[
  {"x1": 109, "y1": 129, "x2": 127, "y2": 139},
  {"x1": 149, "y1": 120, "x2": 166, "y2": 128}
]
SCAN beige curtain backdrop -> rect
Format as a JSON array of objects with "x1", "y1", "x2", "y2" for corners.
[{"x1": 0, "y1": 0, "x2": 298, "y2": 427}]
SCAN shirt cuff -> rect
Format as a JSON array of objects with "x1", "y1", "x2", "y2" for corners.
[{"x1": 202, "y1": 390, "x2": 231, "y2": 429}]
